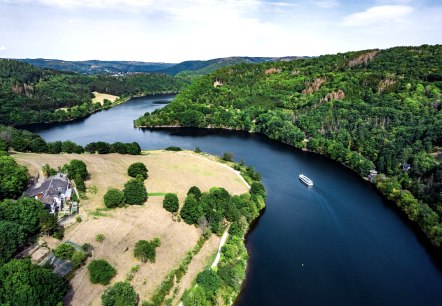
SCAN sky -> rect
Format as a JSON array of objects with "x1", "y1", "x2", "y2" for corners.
[{"x1": 0, "y1": 0, "x2": 441, "y2": 62}]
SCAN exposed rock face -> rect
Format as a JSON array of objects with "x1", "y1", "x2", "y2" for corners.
[
  {"x1": 378, "y1": 78, "x2": 396, "y2": 93},
  {"x1": 348, "y1": 50, "x2": 379, "y2": 67},
  {"x1": 24, "y1": 83, "x2": 34, "y2": 97},
  {"x1": 11, "y1": 83, "x2": 34, "y2": 97},
  {"x1": 320, "y1": 90, "x2": 345, "y2": 103},
  {"x1": 264, "y1": 67, "x2": 281, "y2": 75},
  {"x1": 302, "y1": 77, "x2": 326, "y2": 94},
  {"x1": 213, "y1": 79, "x2": 223, "y2": 87},
  {"x1": 12, "y1": 84, "x2": 23, "y2": 94}
]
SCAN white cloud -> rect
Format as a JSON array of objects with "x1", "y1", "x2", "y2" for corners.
[
  {"x1": 0, "y1": 46, "x2": 6, "y2": 51},
  {"x1": 314, "y1": 0, "x2": 340, "y2": 8},
  {"x1": 341, "y1": 5, "x2": 414, "y2": 27},
  {"x1": 1, "y1": 0, "x2": 440, "y2": 61}
]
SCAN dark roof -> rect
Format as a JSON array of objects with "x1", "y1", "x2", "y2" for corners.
[{"x1": 26, "y1": 175, "x2": 69, "y2": 205}]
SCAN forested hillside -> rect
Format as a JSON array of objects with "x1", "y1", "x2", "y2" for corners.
[
  {"x1": 135, "y1": 45, "x2": 442, "y2": 247},
  {"x1": 0, "y1": 59, "x2": 188, "y2": 126}
]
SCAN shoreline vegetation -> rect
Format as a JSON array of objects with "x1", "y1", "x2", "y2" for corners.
[{"x1": 134, "y1": 45, "x2": 442, "y2": 249}]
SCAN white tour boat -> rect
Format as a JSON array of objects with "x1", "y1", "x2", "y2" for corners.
[{"x1": 299, "y1": 174, "x2": 313, "y2": 186}]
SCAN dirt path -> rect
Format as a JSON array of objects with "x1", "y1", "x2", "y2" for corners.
[
  {"x1": 211, "y1": 225, "x2": 230, "y2": 269},
  {"x1": 177, "y1": 225, "x2": 231, "y2": 306},
  {"x1": 171, "y1": 235, "x2": 220, "y2": 305},
  {"x1": 13, "y1": 155, "x2": 45, "y2": 187}
]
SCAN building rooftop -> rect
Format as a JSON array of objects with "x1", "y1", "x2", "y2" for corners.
[{"x1": 26, "y1": 174, "x2": 69, "y2": 205}]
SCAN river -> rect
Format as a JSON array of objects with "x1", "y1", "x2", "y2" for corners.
[{"x1": 25, "y1": 95, "x2": 442, "y2": 305}]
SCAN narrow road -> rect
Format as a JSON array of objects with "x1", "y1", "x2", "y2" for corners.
[
  {"x1": 179, "y1": 225, "x2": 230, "y2": 306},
  {"x1": 211, "y1": 225, "x2": 230, "y2": 269}
]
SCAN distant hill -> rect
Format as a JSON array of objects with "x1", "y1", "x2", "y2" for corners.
[
  {"x1": 162, "y1": 56, "x2": 309, "y2": 76},
  {"x1": 16, "y1": 59, "x2": 174, "y2": 74},
  {"x1": 16, "y1": 56, "x2": 309, "y2": 76}
]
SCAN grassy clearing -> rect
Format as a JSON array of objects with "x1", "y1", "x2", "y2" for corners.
[
  {"x1": 14, "y1": 150, "x2": 248, "y2": 305},
  {"x1": 92, "y1": 91, "x2": 119, "y2": 105},
  {"x1": 149, "y1": 192, "x2": 174, "y2": 196}
]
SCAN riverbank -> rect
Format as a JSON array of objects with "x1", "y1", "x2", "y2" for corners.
[
  {"x1": 137, "y1": 123, "x2": 441, "y2": 250},
  {"x1": 177, "y1": 158, "x2": 266, "y2": 305}
]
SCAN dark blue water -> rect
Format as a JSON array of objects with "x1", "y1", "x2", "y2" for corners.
[{"x1": 25, "y1": 95, "x2": 442, "y2": 305}]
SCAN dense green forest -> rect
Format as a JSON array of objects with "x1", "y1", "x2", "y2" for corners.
[
  {"x1": 0, "y1": 59, "x2": 188, "y2": 126},
  {"x1": 135, "y1": 45, "x2": 442, "y2": 247}
]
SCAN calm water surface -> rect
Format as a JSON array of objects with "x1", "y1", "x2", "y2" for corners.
[{"x1": 25, "y1": 95, "x2": 442, "y2": 305}]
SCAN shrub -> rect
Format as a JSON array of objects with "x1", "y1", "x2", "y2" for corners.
[
  {"x1": 194, "y1": 147, "x2": 201, "y2": 153},
  {"x1": 163, "y1": 193, "x2": 179, "y2": 213},
  {"x1": 96, "y1": 234, "x2": 105, "y2": 242},
  {"x1": 128, "y1": 162, "x2": 148, "y2": 180},
  {"x1": 71, "y1": 251, "x2": 87, "y2": 267},
  {"x1": 165, "y1": 146, "x2": 182, "y2": 151},
  {"x1": 95, "y1": 142, "x2": 111, "y2": 154},
  {"x1": 134, "y1": 238, "x2": 161, "y2": 263},
  {"x1": 102, "y1": 281, "x2": 138, "y2": 306},
  {"x1": 124, "y1": 178, "x2": 148, "y2": 205},
  {"x1": 110, "y1": 142, "x2": 127, "y2": 154},
  {"x1": 82, "y1": 243, "x2": 93, "y2": 254},
  {"x1": 250, "y1": 182, "x2": 266, "y2": 198},
  {"x1": 187, "y1": 186, "x2": 202, "y2": 200},
  {"x1": 196, "y1": 269, "x2": 222, "y2": 297},
  {"x1": 53, "y1": 228, "x2": 64, "y2": 240},
  {"x1": 63, "y1": 159, "x2": 88, "y2": 180},
  {"x1": 180, "y1": 194, "x2": 202, "y2": 225},
  {"x1": 104, "y1": 188, "x2": 125, "y2": 208},
  {"x1": 87, "y1": 259, "x2": 117, "y2": 285},
  {"x1": 84, "y1": 142, "x2": 97, "y2": 154},
  {"x1": 126, "y1": 142, "x2": 141, "y2": 155},
  {"x1": 222, "y1": 152, "x2": 234, "y2": 162},
  {"x1": 182, "y1": 286, "x2": 209, "y2": 306},
  {"x1": 42, "y1": 164, "x2": 56, "y2": 177},
  {"x1": 74, "y1": 174, "x2": 86, "y2": 193},
  {"x1": 53, "y1": 243, "x2": 75, "y2": 260},
  {"x1": 47, "y1": 141, "x2": 62, "y2": 154}
]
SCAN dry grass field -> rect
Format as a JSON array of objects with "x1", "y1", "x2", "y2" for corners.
[
  {"x1": 92, "y1": 91, "x2": 119, "y2": 105},
  {"x1": 14, "y1": 151, "x2": 249, "y2": 305}
]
